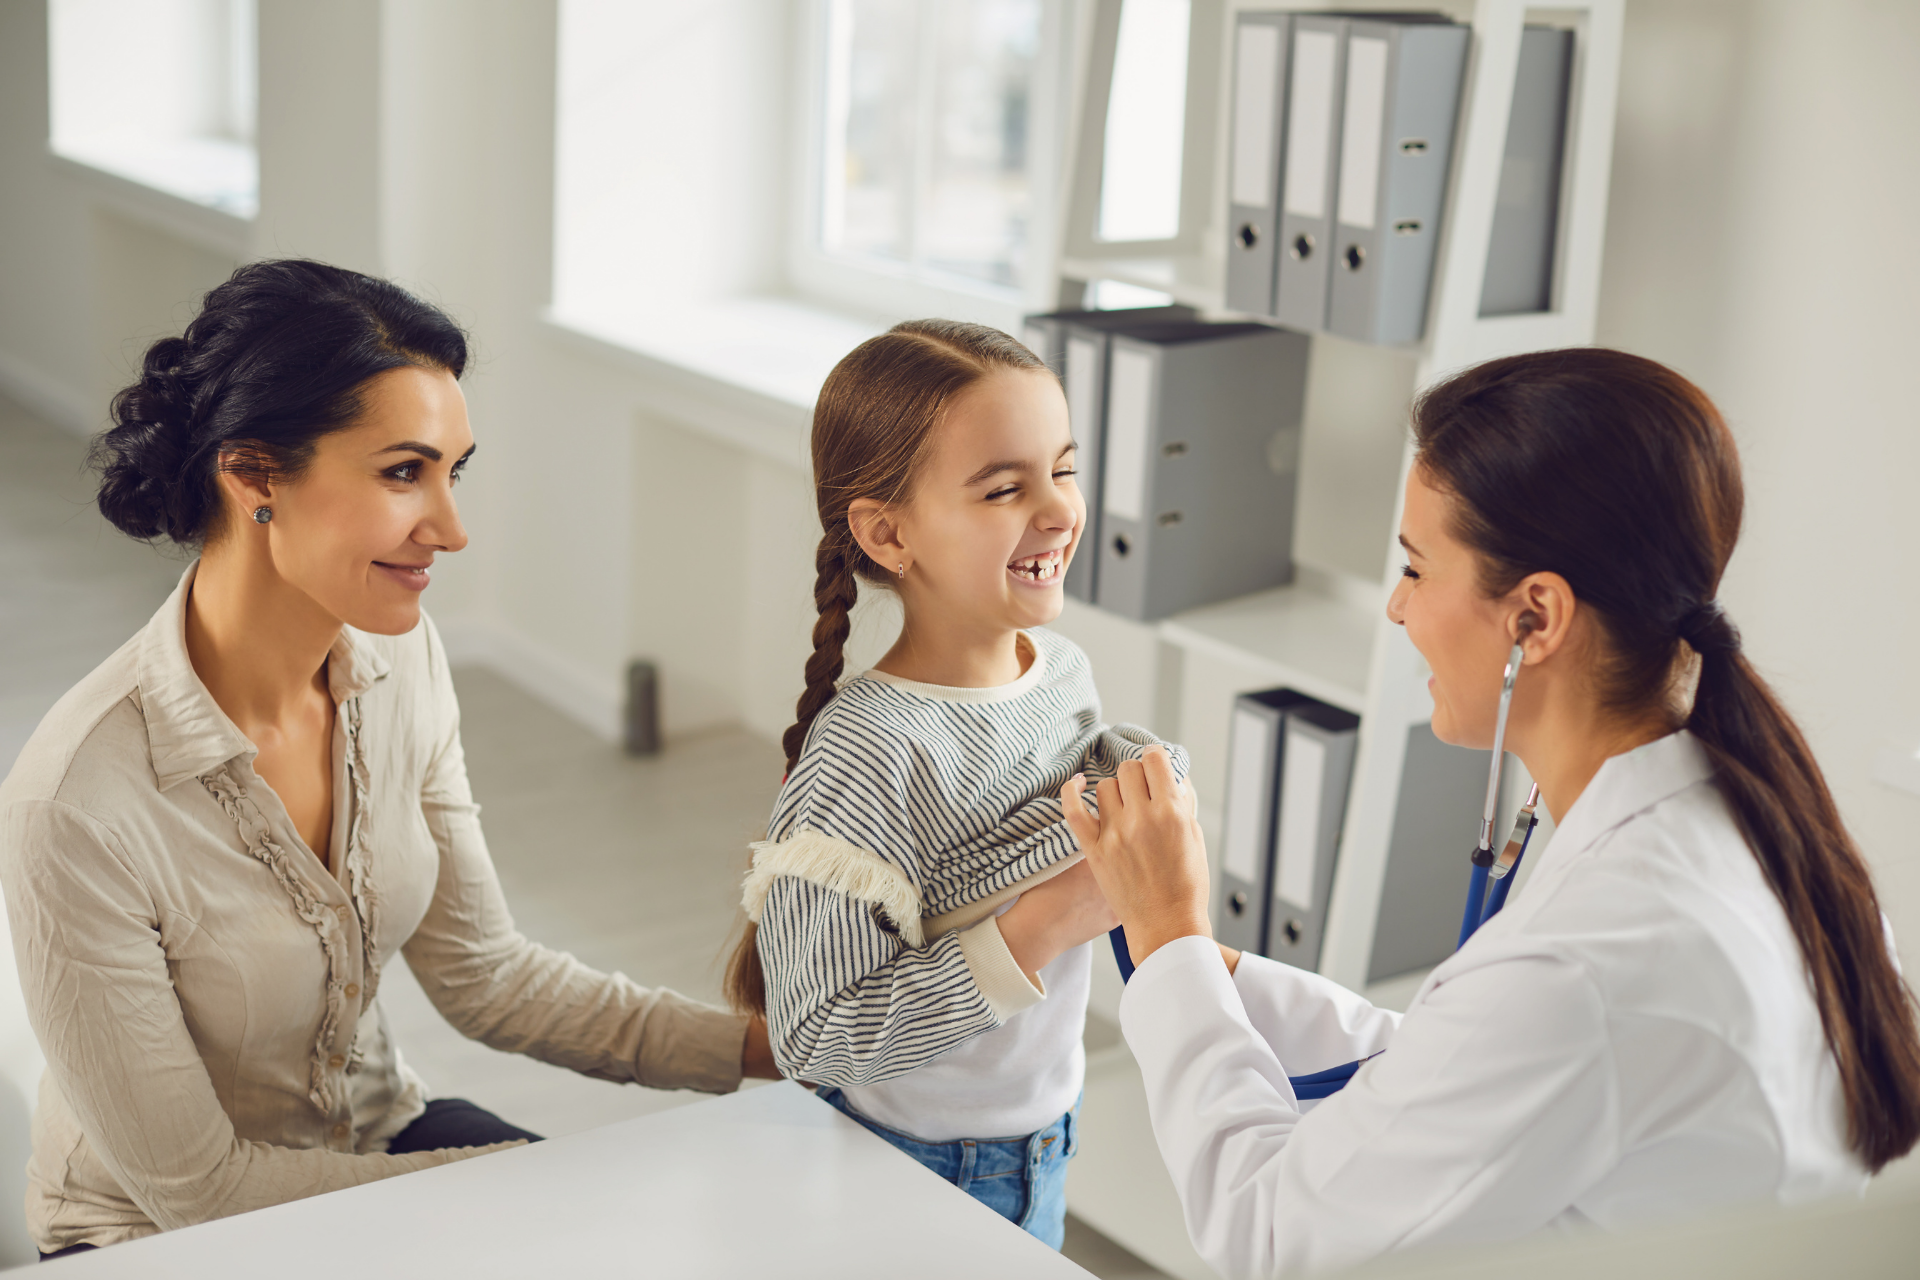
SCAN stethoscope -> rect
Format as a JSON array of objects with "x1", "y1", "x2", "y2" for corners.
[{"x1": 1109, "y1": 631, "x2": 1543, "y2": 1102}]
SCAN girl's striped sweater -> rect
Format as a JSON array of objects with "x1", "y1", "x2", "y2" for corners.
[{"x1": 744, "y1": 627, "x2": 1189, "y2": 1141}]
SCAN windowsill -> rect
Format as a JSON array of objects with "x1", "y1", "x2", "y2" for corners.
[
  {"x1": 542, "y1": 297, "x2": 891, "y2": 467},
  {"x1": 54, "y1": 135, "x2": 257, "y2": 218},
  {"x1": 48, "y1": 144, "x2": 254, "y2": 259}
]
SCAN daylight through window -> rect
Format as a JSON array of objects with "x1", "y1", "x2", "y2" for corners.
[{"x1": 821, "y1": 0, "x2": 1042, "y2": 292}]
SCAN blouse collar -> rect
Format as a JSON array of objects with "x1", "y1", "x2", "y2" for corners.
[{"x1": 137, "y1": 562, "x2": 392, "y2": 791}]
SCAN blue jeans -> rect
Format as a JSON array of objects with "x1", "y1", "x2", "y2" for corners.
[{"x1": 815, "y1": 1088, "x2": 1078, "y2": 1249}]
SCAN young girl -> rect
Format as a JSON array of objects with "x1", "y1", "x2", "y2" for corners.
[{"x1": 727, "y1": 320, "x2": 1190, "y2": 1247}]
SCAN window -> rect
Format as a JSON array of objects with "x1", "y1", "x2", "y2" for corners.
[
  {"x1": 547, "y1": 0, "x2": 1067, "y2": 400},
  {"x1": 1096, "y1": 0, "x2": 1188, "y2": 243},
  {"x1": 796, "y1": 0, "x2": 1065, "y2": 321},
  {"x1": 48, "y1": 0, "x2": 258, "y2": 219},
  {"x1": 820, "y1": 0, "x2": 1043, "y2": 292}
]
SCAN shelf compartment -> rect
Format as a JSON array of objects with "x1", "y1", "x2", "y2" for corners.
[
  {"x1": 1157, "y1": 576, "x2": 1380, "y2": 715},
  {"x1": 1059, "y1": 254, "x2": 1225, "y2": 314}
]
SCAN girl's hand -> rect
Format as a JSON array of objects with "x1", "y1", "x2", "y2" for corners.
[
  {"x1": 1060, "y1": 747, "x2": 1213, "y2": 969},
  {"x1": 741, "y1": 1016, "x2": 782, "y2": 1080},
  {"x1": 997, "y1": 859, "x2": 1120, "y2": 984}
]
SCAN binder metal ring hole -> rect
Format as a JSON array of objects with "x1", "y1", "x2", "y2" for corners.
[
  {"x1": 1290, "y1": 233, "x2": 1314, "y2": 261},
  {"x1": 1343, "y1": 245, "x2": 1365, "y2": 271},
  {"x1": 1399, "y1": 138, "x2": 1429, "y2": 154},
  {"x1": 1161, "y1": 441, "x2": 1187, "y2": 457},
  {"x1": 1111, "y1": 534, "x2": 1131, "y2": 558},
  {"x1": 1393, "y1": 219, "x2": 1422, "y2": 236},
  {"x1": 1237, "y1": 223, "x2": 1259, "y2": 250},
  {"x1": 1156, "y1": 511, "x2": 1183, "y2": 528},
  {"x1": 1282, "y1": 918, "x2": 1304, "y2": 946},
  {"x1": 1229, "y1": 891, "x2": 1248, "y2": 917}
]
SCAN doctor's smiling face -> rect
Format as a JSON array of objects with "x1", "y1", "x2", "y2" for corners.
[{"x1": 1386, "y1": 464, "x2": 1576, "y2": 751}]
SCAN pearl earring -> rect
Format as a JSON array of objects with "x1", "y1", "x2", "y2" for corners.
[
  {"x1": 253, "y1": 507, "x2": 273, "y2": 524},
  {"x1": 896, "y1": 562, "x2": 906, "y2": 577}
]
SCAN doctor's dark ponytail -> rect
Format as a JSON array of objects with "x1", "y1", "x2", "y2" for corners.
[
  {"x1": 1412, "y1": 349, "x2": 1920, "y2": 1173},
  {"x1": 723, "y1": 320, "x2": 1049, "y2": 1018}
]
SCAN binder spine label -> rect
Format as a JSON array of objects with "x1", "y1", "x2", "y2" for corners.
[
  {"x1": 1223, "y1": 706, "x2": 1275, "y2": 884},
  {"x1": 1231, "y1": 24, "x2": 1284, "y2": 209},
  {"x1": 1274, "y1": 20, "x2": 1345, "y2": 332},
  {"x1": 1102, "y1": 347, "x2": 1154, "y2": 523},
  {"x1": 1063, "y1": 334, "x2": 1105, "y2": 603},
  {"x1": 1282, "y1": 30, "x2": 1337, "y2": 220},
  {"x1": 1335, "y1": 36, "x2": 1388, "y2": 232},
  {"x1": 1274, "y1": 728, "x2": 1327, "y2": 909}
]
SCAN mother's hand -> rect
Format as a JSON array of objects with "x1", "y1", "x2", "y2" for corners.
[{"x1": 1061, "y1": 747, "x2": 1216, "y2": 969}]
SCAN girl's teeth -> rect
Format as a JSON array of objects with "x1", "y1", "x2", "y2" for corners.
[{"x1": 1010, "y1": 554, "x2": 1059, "y2": 581}]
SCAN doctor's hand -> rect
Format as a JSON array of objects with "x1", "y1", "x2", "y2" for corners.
[{"x1": 1061, "y1": 747, "x2": 1215, "y2": 970}]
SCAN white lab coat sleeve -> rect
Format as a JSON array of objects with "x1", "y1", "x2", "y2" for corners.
[
  {"x1": 1122, "y1": 935, "x2": 1620, "y2": 1279},
  {"x1": 1229, "y1": 950, "x2": 1400, "y2": 1073}
]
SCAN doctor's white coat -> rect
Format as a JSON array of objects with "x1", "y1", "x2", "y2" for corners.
[{"x1": 1120, "y1": 731, "x2": 1873, "y2": 1279}]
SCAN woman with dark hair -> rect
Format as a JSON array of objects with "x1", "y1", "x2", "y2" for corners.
[
  {"x1": 0, "y1": 260, "x2": 777, "y2": 1258},
  {"x1": 1059, "y1": 349, "x2": 1920, "y2": 1277}
]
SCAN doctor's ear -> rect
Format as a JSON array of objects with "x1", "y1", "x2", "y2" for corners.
[
  {"x1": 847, "y1": 499, "x2": 909, "y2": 574},
  {"x1": 1509, "y1": 573, "x2": 1576, "y2": 663}
]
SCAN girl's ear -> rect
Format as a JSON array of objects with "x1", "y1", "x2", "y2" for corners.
[{"x1": 848, "y1": 499, "x2": 908, "y2": 572}]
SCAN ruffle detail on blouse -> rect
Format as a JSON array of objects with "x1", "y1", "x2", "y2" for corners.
[
  {"x1": 339, "y1": 697, "x2": 382, "y2": 1006},
  {"x1": 199, "y1": 766, "x2": 349, "y2": 1115}
]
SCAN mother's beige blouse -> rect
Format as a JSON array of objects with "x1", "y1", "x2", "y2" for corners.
[{"x1": 0, "y1": 567, "x2": 747, "y2": 1252}]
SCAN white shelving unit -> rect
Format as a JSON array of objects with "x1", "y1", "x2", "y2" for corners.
[
  {"x1": 1051, "y1": 2, "x2": 1623, "y2": 1272},
  {"x1": 1159, "y1": 575, "x2": 1378, "y2": 717}
]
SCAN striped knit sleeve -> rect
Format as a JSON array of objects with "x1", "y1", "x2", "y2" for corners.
[
  {"x1": 755, "y1": 876, "x2": 1015, "y2": 1085},
  {"x1": 747, "y1": 715, "x2": 1039, "y2": 1086},
  {"x1": 1082, "y1": 723, "x2": 1192, "y2": 785}
]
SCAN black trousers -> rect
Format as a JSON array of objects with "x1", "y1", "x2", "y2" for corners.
[
  {"x1": 40, "y1": 1099, "x2": 541, "y2": 1260},
  {"x1": 383, "y1": 1097, "x2": 544, "y2": 1153}
]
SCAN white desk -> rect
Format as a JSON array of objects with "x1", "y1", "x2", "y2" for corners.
[{"x1": 51, "y1": 1083, "x2": 1092, "y2": 1278}]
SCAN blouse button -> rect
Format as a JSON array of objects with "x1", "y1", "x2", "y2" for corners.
[
  {"x1": 345, "y1": 983, "x2": 360, "y2": 998},
  {"x1": 329, "y1": 1054, "x2": 345, "y2": 1069},
  {"x1": 333, "y1": 1123, "x2": 349, "y2": 1139}
]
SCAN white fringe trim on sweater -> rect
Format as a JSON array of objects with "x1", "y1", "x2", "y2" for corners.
[{"x1": 741, "y1": 826, "x2": 926, "y2": 948}]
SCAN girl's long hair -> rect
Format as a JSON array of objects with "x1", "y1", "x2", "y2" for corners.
[
  {"x1": 1413, "y1": 348, "x2": 1920, "y2": 1172},
  {"x1": 723, "y1": 320, "x2": 1048, "y2": 1017}
]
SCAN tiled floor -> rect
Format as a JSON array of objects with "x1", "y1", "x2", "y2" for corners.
[{"x1": 0, "y1": 393, "x2": 1167, "y2": 1278}]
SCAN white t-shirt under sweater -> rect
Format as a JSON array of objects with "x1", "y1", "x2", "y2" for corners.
[{"x1": 743, "y1": 628, "x2": 1189, "y2": 1142}]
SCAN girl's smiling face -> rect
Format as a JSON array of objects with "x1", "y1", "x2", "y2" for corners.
[{"x1": 854, "y1": 366, "x2": 1083, "y2": 644}]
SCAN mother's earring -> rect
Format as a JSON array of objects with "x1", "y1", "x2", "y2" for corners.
[
  {"x1": 896, "y1": 562, "x2": 906, "y2": 578},
  {"x1": 253, "y1": 507, "x2": 273, "y2": 524}
]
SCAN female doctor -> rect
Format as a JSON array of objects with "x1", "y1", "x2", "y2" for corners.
[{"x1": 1061, "y1": 349, "x2": 1920, "y2": 1278}]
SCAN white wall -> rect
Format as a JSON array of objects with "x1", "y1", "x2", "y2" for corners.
[
  {"x1": 1593, "y1": 0, "x2": 1920, "y2": 945},
  {"x1": 2, "y1": 0, "x2": 1917, "y2": 949}
]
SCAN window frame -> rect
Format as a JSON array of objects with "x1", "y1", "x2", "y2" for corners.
[
  {"x1": 785, "y1": 0, "x2": 1075, "y2": 328},
  {"x1": 45, "y1": 0, "x2": 259, "y2": 223}
]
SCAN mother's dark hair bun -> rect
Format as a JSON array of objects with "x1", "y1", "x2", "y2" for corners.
[{"x1": 91, "y1": 259, "x2": 468, "y2": 544}]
